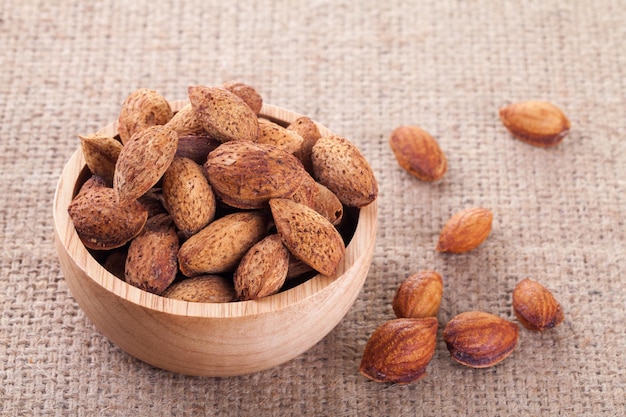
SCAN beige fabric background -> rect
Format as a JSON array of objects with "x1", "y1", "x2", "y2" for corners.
[{"x1": 1, "y1": 0, "x2": 625, "y2": 415}]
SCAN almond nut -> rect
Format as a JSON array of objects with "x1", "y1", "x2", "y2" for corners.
[
  {"x1": 164, "y1": 103, "x2": 206, "y2": 137},
  {"x1": 205, "y1": 141, "x2": 306, "y2": 209},
  {"x1": 513, "y1": 278, "x2": 564, "y2": 331},
  {"x1": 269, "y1": 198, "x2": 345, "y2": 276},
  {"x1": 257, "y1": 118, "x2": 304, "y2": 154},
  {"x1": 389, "y1": 125, "x2": 447, "y2": 181},
  {"x1": 234, "y1": 234, "x2": 290, "y2": 300},
  {"x1": 359, "y1": 317, "x2": 438, "y2": 384},
  {"x1": 287, "y1": 116, "x2": 321, "y2": 173},
  {"x1": 177, "y1": 211, "x2": 268, "y2": 276},
  {"x1": 311, "y1": 135, "x2": 378, "y2": 208},
  {"x1": 125, "y1": 214, "x2": 179, "y2": 295},
  {"x1": 113, "y1": 125, "x2": 178, "y2": 203},
  {"x1": 162, "y1": 275, "x2": 237, "y2": 303},
  {"x1": 443, "y1": 311, "x2": 519, "y2": 368},
  {"x1": 392, "y1": 270, "x2": 444, "y2": 319},
  {"x1": 499, "y1": 100, "x2": 570, "y2": 147},
  {"x1": 79, "y1": 133, "x2": 123, "y2": 186},
  {"x1": 222, "y1": 81, "x2": 263, "y2": 114},
  {"x1": 162, "y1": 157, "x2": 216, "y2": 238},
  {"x1": 436, "y1": 207, "x2": 493, "y2": 253},
  {"x1": 118, "y1": 88, "x2": 173, "y2": 145},
  {"x1": 188, "y1": 85, "x2": 259, "y2": 143},
  {"x1": 68, "y1": 178, "x2": 148, "y2": 250}
]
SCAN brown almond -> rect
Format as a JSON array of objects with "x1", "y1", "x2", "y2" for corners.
[
  {"x1": 164, "y1": 103, "x2": 206, "y2": 137},
  {"x1": 79, "y1": 133, "x2": 123, "y2": 186},
  {"x1": 513, "y1": 278, "x2": 564, "y2": 331},
  {"x1": 162, "y1": 275, "x2": 237, "y2": 303},
  {"x1": 177, "y1": 211, "x2": 268, "y2": 276},
  {"x1": 67, "y1": 184, "x2": 148, "y2": 250},
  {"x1": 222, "y1": 81, "x2": 263, "y2": 114},
  {"x1": 205, "y1": 141, "x2": 306, "y2": 209},
  {"x1": 188, "y1": 85, "x2": 259, "y2": 142},
  {"x1": 436, "y1": 207, "x2": 493, "y2": 253},
  {"x1": 257, "y1": 118, "x2": 304, "y2": 154},
  {"x1": 392, "y1": 271, "x2": 444, "y2": 319},
  {"x1": 118, "y1": 88, "x2": 173, "y2": 144},
  {"x1": 288, "y1": 116, "x2": 321, "y2": 173},
  {"x1": 311, "y1": 135, "x2": 378, "y2": 207},
  {"x1": 125, "y1": 214, "x2": 179, "y2": 295},
  {"x1": 443, "y1": 311, "x2": 519, "y2": 368},
  {"x1": 113, "y1": 125, "x2": 178, "y2": 203},
  {"x1": 162, "y1": 157, "x2": 216, "y2": 238},
  {"x1": 359, "y1": 317, "x2": 438, "y2": 384},
  {"x1": 234, "y1": 234, "x2": 290, "y2": 300},
  {"x1": 389, "y1": 125, "x2": 447, "y2": 181},
  {"x1": 269, "y1": 198, "x2": 345, "y2": 276},
  {"x1": 291, "y1": 172, "x2": 343, "y2": 226},
  {"x1": 499, "y1": 100, "x2": 570, "y2": 147}
]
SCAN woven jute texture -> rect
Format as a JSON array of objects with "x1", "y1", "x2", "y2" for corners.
[{"x1": 1, "y1": 0, "x2": 624, "y2": 415}]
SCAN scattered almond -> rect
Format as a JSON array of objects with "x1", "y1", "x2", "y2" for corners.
[
  {"x1": 436, "y1": 207, "x2": 493, "y2": 253},
  {"x1": 118, "y1": 88, "x2": 173, "y2": 145},
  {"x1": 360, "y1": 317, "x2": 438, "y2": 384},
  {"x1": 443, "y1": 311, "x2": 519, "y2": 368},
  {"x1": 499, "y1": 100, "x2": 570, "y2": 147},
  {"x1": 513, "y1": 278, "x2": 564, "y2": 331},
  {"x1": 389, "y1": 125, "x2": 447, "y2": 181},
  {"x1": 392, "y1": 270, "x2": 444, "y2": 319}
]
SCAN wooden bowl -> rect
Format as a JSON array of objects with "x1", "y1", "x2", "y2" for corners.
[{"x1": 52, "y1": 102, "x2": 378, "y2": 376}]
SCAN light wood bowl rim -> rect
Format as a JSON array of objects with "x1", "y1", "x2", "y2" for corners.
[{"x1": 53, "y1": 101, "x2": 378, "y2": 319}]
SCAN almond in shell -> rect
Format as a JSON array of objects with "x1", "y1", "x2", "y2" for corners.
[
  {"x1": 205, "y1": 141, "x2": 306, "y2": 209},
  {"x1": 291, "y1": 172, "x2": 343, "y2": 225},
  {"x1": 288, "y1": 116, "x2": 321, "y2": 173},
  {"x1": 68, "y1": 180, "x2": 148, "y2": 250},
  {"x1": 164, "y1": 103, "x2": 206, "y2": 137},
  {"x1": 118, "y1": 88, "x2": 173, "y2": 144},
  {"x1": 113, "y1": 125, "x2": 178, "y2": 203},
  {"x1": 177, "y1": 211, "x2": 268, "y2": 276},
  {"x1": 269, "y1": 198, "x2": 345, "y2": 276},
  {"x1": 162, "y1": 157, "x2": 216, "y2": 238},
  {"x1": 125, "y1": 214, "x2": 179, "y2": 295},
  {"x1": 234, "y1": 234, "x2": 290, "y2": 300},
  {"x1": 188, "y1": 85, "x2": 259, "y2": 142},
  {"x1": 79, "y1": 133, "x2": 123, "y2": 186},
  {"x1": 222, "y1": 81, "x2": 263, "y2": 114},
  {"x1": 311, "y1": 135, "x2": 378, "y2": 208},
  {"x1": 257, "y1": 118, "x2": 304, "y2": 154},
  {"x1": 162, "y1": 275, "x2": 237, "y2": 303}
]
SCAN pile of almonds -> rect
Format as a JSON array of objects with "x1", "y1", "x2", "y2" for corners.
[
  {"x1": 360, "y1": 100, "x2": 569, "y2": 383},
  {"x1": 68, "y1": 83, "x2": 378, "y2": 302}
]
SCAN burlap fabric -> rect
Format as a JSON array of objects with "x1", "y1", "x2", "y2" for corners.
[{"x1": 1, "y1": 0, "x2": 624, "y2": 415}]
